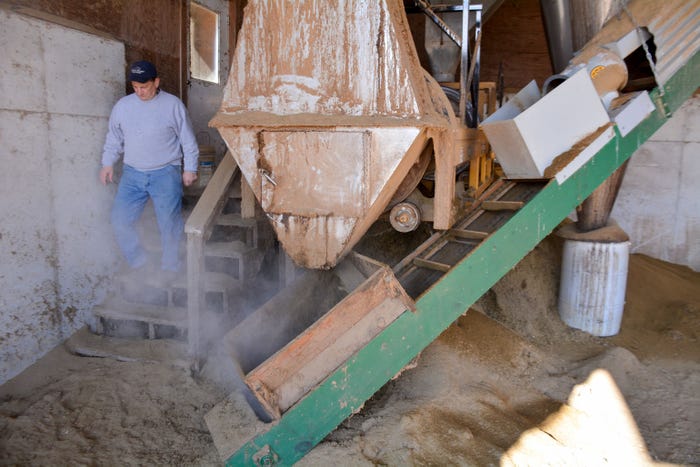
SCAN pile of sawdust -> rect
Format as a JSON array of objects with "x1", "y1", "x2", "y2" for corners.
[
  {"x1": 0, "y1": 349, "x2": 224, "y2": 465},
  {"x1": 1, "y1": 235, "x2": 698, "y2": 465},
  {"x1": 306, "y1": 235, "x2": 700, "y2": 465}
]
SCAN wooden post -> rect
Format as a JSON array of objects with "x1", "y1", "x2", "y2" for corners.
[
  {"x1": 431, "y1": 128, "x2": 458, "y2": 229},
  {"x1": 186, "y1": 233, "x2": 205, "y2": 368},
  {"x1": 240, "y1": 175, "x2": 256, "y2": 219},
  {"x1": 184, "y1": 152, "x2": 239, "y2": 368}
]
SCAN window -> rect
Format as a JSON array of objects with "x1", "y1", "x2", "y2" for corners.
[{"x1": 190, "y1": 2, "x2": 219, "y2": 83}]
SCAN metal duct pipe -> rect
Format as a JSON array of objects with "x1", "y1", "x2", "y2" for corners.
[
  {"x1": 539, "y1": 0, "x2": 574, "y2": 73},
  {"x1": 540, "y1": 0, "x2": 624, "y2": 73},
  {"x1": 540, "y1": 1, "x2": 633, "y2": 233},
  {"x1": 569, "y1": 0, "x2": 623, "y2": 50}
]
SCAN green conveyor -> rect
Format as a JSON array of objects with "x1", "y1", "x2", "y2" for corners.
[{"x1": 226, "y1": 50, "x2": 699, "y2": 466}]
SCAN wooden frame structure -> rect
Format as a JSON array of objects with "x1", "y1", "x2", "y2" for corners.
[{"x1": 184, "y1": 151, "x2": 258, "y2": 364}]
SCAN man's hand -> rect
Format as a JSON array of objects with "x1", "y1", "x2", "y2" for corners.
[
  {"x1": 100, "y1": 166, "x2": 114, "y2": 185},
  {"x1": 183, "y1": 171, "x2": 198, "y2": 187}
]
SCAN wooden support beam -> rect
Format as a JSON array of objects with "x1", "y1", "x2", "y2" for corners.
[
  {"x1": 185, "y1": 152, "x2": 238, "y2": 238},
  {"x1": 449, "y1": 229, "x2": 489, "y2": 240},
  {"x1": 481, "y1": 200, "x2": 524, "y2": 211},
  {"x1": 413, "y1": 257, "x2": 451, "y2": 272},
  {"x1": 184, "y1": 151, "x2": 238, "y2": 366},
  {"x1": 240, "y1": 174, "x2": 256, "y2": 219},
  {"x1": 186, "y1": 234, "x2": 205, "y2": 366}
]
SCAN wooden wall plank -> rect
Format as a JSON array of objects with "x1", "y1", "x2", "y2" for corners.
[{"x1": 481, "y1": 0, "x2": 553, "y2": 89}]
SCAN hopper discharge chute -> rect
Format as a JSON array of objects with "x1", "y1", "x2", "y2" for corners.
[{"x1": 210, "y1": 0, "x2": 462, "y2": 270}]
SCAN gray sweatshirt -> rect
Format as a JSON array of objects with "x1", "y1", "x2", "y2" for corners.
[{"x1": 101, "y1": 90, "x2": 199, "y2": 173}]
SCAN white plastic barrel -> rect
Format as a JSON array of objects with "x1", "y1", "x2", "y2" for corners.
[{"x1": 558, "y1": 236, "x2": 630, "y2": 337}]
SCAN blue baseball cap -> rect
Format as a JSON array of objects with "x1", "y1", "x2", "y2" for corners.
[{"x1": 129, "y1": 60, "x2": 158, "y2": 82}]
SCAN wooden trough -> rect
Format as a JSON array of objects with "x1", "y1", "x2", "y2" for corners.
[{"x1": 223, "y1": 253, "x2": 414, "y2": 421}]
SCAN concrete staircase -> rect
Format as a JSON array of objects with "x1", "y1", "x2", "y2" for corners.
[{"x1": 93, "y1": 161, "x2": 269, "y2": 345}]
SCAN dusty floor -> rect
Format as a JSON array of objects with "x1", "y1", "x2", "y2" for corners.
[{"x1": 1, "y1": 235, "x2": 698, "y2": 465}]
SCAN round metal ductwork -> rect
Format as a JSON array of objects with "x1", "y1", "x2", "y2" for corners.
[{"x1": 539, "y1": 0, "x2": 626, "y2": 73}]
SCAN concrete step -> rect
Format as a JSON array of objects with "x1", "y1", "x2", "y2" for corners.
[
  {"x1": 228, "y1": 180, "x2": 242, "y2": 199},
  {"x1": 213, "y1": 214, "x2": 259, "y2": 248},
  {"x1": 204, "y1": 240, "x2": 264, "y2": 283},
  {"x1": 67, "y1": 326, "x2": 190, "y2": 366},
  {"x1": 96, "y1": 269, "x2": 244, "y2": 339},
  {"x1": 116, "y1": 268, "x2": 240, "y2": 312},
  {"x1": 171, "y1": 271, "x2": 242, "y2": 292},
  {"x1": 118, "y1": 264, "x2": 183, "y2": 284},
  {"x1": 93, "y1": 295, "x2": 187, "y2": 339},
  {"x1": 94, "y1": 295, "x2": 186, "y2": 325},
  {"x1": 216, "y1": 213, "x2": 258, "y2": 228},
  {"x1": 205, "y1": 240, "x2": 258, "y2": 259}
]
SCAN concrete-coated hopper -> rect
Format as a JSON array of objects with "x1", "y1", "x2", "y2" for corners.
[{"x1": 211, "y1": 0, "x2": 458, "y2": 269}]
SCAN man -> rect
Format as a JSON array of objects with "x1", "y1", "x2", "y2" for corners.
[{"x1": 100, "y1": 60, "x2": 199, "y2": 278}]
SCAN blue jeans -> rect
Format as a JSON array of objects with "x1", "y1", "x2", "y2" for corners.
[{"x1": 111, "y1": 164, "x2": 183, "y2": 272}]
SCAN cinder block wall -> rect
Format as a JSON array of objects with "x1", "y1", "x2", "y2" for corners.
[
  {"x1": 0, "y1": 9, "x2": 124, "y2": 384},
  {"x1": 612, "y1": 95, "x2": 700, "y2": 271}
]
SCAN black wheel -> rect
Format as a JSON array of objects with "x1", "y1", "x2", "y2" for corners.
[{"x1": 440, "y1": 85, "x2": 475, "y2": 128}]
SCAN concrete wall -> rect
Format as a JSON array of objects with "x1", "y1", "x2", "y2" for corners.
[
  {"x1": 6, "y1": 0, "x2": 187, "y2": 101},
  {"x1": 0, "y1": 8, "x2": 124, "y2": 384},
  {"x1": 612, "y1": 95, "x2": 700, "y2": 272}
]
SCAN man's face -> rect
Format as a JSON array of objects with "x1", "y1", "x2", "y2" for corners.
[{"x1": 131, "y1": 78, "x2": 160, "y2": 101}]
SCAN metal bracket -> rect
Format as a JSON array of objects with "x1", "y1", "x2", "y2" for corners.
[
  {"x1": 253, "y1": 445, "x2": 279, "y2": 466},
  {"x1": 259, "y1": 168, "x2": 277, "y2": 186}
]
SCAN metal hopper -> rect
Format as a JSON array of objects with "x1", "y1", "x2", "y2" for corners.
[{"x1": 210, "y1": 0, "x2": 459, "y2": 269}]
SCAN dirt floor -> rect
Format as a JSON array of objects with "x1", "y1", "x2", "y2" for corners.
[{"x1": 1, "y1": 235, "x2": 698, "y2": 465}]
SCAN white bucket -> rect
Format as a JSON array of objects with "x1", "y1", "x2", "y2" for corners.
[
  {"x1": 558, "y1": 237, "x2": 630, "y2": 337},
  {"x1": 197, "y1": 147, "x2": 216, "y2": 189}
]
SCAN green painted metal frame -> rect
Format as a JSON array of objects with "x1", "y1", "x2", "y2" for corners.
[{"x1": 227, "y1": 52, "x2": 699, "y2": 466}]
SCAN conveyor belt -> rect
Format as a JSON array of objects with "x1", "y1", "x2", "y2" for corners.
[
  {"x1": 396, "y1": 180, "x2": 546, "y2": 299},
  {"x1": 221, "y1": 50, "x2": 698, "y2": 466}
]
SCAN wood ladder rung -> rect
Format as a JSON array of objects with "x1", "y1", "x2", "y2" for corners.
[
  {"x1": 413, "y1": 257, "x2": 451, "y2": 273},
  {"x1": 481, "y1": 200, "x2": 524, "y2": 211},
  {"x1": 449, "y1": 229, "x2": 489, "y2": 240}
]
